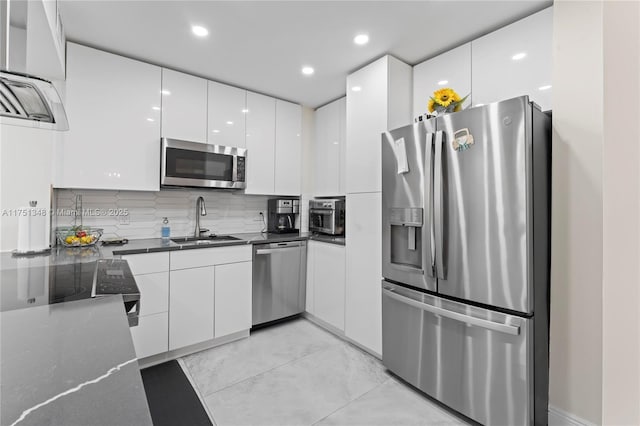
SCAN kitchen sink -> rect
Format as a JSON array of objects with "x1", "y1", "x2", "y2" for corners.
[{"x1": 170, "y1": 235, "x2": 242, "y2": 245}]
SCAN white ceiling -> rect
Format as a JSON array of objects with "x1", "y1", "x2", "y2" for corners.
[{"x1": 59, "y1": 0, "x2": 552, "y2": 109}]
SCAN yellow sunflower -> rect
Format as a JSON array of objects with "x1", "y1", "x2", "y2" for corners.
[
  {"x1": 433, "y1": 88, "x2": 458, "y2": 107},
  {"x1": 427, "y1": 98, "x2": 435, "y2": 113}
]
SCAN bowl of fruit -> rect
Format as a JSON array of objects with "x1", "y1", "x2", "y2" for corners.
[{"x1": 56, "y1": 226, "x2": 103, "y2": 247}]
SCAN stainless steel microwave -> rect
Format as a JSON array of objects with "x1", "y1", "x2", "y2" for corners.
[
  {"x1": 309, "y1": 198, "x2": 345, "y2": 235},
  {"x1": 161, "y1": 138, "x2": 246, "y2": 189}
]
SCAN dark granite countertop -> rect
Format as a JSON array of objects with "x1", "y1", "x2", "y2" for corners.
[
  {"x1": 0, "y1": 296, "x2": 152, "y2": 426},
  {"x1": 0, "y1": 232, "x2": 315, "y2": 425},
  {"x1": 309, "y1": 233, "x2": 346, "y2": 246},
  {"x1": 0, "y1": 232, "x2": 310, "y2": 267},
  {"x1": 107, "y1": 232, "x2": 309, "y2": 255}
]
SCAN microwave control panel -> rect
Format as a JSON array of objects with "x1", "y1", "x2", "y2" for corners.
[{"x1": 237, "y1": 157, "x2": 245, "y2": 182}]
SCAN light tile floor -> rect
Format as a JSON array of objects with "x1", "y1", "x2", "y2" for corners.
[{"x1": 180, "y1": 318, "x2": 470, "y2": 426}]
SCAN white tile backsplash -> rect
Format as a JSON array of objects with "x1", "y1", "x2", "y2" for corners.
[{"x1": 54, "y1": 189, "x2": 275, "y2": 240}]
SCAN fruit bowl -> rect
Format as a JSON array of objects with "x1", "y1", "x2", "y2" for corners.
[{"x1": 56, "y1": 226, "x2": 103, "y2": 247}]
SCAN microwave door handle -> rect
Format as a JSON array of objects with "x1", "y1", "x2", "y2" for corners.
[
  {"x1": 434, "y1": 130, "x2": 447, "y2": 280},
  {"x1": 424, "y1": 130, "x2": 435, "y2": 277},
  {"x1": 232, "y1": 155, "x2": 238, "y2": 182}
]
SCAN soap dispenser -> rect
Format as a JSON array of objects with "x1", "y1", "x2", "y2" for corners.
[{"x1": 161, "y1": 217, "x2": 170, "y2": 240}]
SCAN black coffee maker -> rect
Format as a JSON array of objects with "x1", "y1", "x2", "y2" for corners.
[{"x1": 267, "y1": 199, "x2": 299, "y2": 233}]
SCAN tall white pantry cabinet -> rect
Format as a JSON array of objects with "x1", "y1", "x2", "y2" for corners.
[{"x1": 345, "y1": 55, "x2": 412, "y2": 355}]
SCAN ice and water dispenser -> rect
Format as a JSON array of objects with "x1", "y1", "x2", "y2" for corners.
[{"x1": 389, "y1": 207, "x2": 423, "y2": 270}]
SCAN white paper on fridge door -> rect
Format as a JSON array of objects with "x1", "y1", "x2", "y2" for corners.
[{"x1": 393, "y1": 137, "x2": 409, "y2": 174}]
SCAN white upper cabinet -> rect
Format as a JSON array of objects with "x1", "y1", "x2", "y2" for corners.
[
  {"x1": 161, "y1": 68, "x2": 208, "y2": 143},
  {"x1": 244, "y1": 91, "x2": 276, "y2": 195},
  {"x1": 25, "y1": 0, "x2": 66, "y2": 80},
  {"x1": 314, "y1": 97, "x2": 345, "y2": 197},
  {"x1": 412, "y1": 43, "x2": 472, "y2": 120},
  {"x1": 338, "y1": 98, "x2": 346, "y2": 194},
  {"x1": 207, "y1": 81, "x2": 247, "y2": 148},
  {"x1": 274, "y1": 99, "x2": 302, "y2": 195},
  {"x1": 472, "y1": 7, "x2": 553, "y2": 110},
  {"x1": 346, "y1": 56, "x2": 412, "y2": 193},
  {"x1": 57, "y1": 43, "x2": 161, "y2": 191}
]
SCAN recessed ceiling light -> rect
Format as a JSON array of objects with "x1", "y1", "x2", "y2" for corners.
[
  {"x1": 192, "y1": 25, "x2": 209, "y2": 37},
  {"x1": 512, "y1": 52, "x2": 527, "y2": 61},
  {"x1": 212, "y1": 129, "x2": 220, "y2": 133},
  {"x1": 242, "y1": 109, "x2": 249, "y2": 113},
  {"x1": 146, "y1": 118, "x2": 155, "y2": 122},
  {"x1": 152, "y1": 106, "x2": 160, "y2": 111},
  {"x1": 351, "y1": 86, "x2": 362, "y2": 92},
  {"x1": 538, "y1": 85, "x2": 552, "y2": 91},
  {"x1": 161, "y1": 90, "x2": 171, "y2": 95},
  {"x1": 226, "y1": 121, "x2": 234, "y2": 125},
  {"x1": 437, "y1": 80, "x2": 448, "y2": 86},
  {"x1": 333, "y1": 141, "x2": 339, "y2": 145},
  {"x1": 354, "y1": 34, "x2": 369, "y2": 45},
  {"x1": 301, "y1": 66, "x2": 314, "y2": 76},
  {"x1": 475, "y1": 103, "x2": 485, "y2": 107}
]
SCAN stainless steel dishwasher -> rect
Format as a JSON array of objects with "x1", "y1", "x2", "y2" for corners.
[{"x1": 252, "y1": 240, "x2": 307, "y2": 326}]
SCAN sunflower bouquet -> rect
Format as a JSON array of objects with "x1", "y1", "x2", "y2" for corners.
[{"x1": 427, "y1": 88, "x2": 469, "y2": 115}]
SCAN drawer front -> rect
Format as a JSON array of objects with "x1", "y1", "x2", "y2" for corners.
[
  {"x1": 382, "y1": 281, "x2": 531, "y2": 425},
  {"x1": 130, "y1": 312, "x2": 168, "y2": 359},
  {"x1": 122, "y1": 252, "x2": 170, "y2": 275},
  {"x1": 135, "y1": 272, "x2": 169, "y2": 316},
  {"x1": 170, "y1": 245, "x2": 252, "y2": 270}
]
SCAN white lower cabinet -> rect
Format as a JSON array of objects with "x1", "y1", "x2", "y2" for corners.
[
  {"x1": 305, "y1": 242, "x2": 316, "y2": 314},
  {"x1": 122, "y1": 253, "x2": 170, "y2": 359},
  {"x1": 125, "y1": 245, "x2": 253, "y2": 358},
  {"x1": 133, "y1": 272, "x2": 169, "y2": 317},
  {"x1": 345, "y1": 192, "x2": 382, "y2": 355},
  {"x1": 169, "y1": 266, "x2": 215, "y2": 350},
  {"x1": 130, "y1": 312, "x2": 168, "y2": 359},
  {"x1": 312, "y1": 242, "x2": 346, "y2": 331},
  {"x1": 214, "y1": 261, "x2": 252, "y2": 337}
]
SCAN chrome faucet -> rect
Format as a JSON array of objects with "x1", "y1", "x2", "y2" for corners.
[{"x1": 194, "y1": 196, "x2": 207, "y2": 237}]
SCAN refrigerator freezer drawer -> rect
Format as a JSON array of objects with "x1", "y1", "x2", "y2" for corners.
[{"x1": 382, "y1": 281, "x2": 532, "y2": 425}]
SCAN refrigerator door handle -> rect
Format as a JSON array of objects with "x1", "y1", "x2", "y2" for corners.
[
  {"x1": 382, "y1": 287, "x2": 520, "y2": 336},
  {"x1": 424, "y1": 131, "x2": 435, "y2": 277},
  {"x1": 434, "y1": 130, "x2": 447, "y2": 280}
]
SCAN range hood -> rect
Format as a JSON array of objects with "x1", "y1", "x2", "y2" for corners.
[
  {"x1": 1, "y1": 0, "x2": 68, "y2": 130},
  {"x1": 0, "y1": 70, "x2": 68, "y2": 130}
]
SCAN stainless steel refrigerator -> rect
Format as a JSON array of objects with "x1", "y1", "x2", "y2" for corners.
[{"x1": 381, "y1": 96, "x2": 550, "y2": 426}]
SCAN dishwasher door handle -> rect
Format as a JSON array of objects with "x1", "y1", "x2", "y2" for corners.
[{"x1": 256, "y1": 247, "x2": 302, "y2": 255}]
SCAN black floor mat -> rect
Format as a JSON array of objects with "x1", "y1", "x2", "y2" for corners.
[{"x1": 141, "y1": 360, "x2": 212, "y2": 426}]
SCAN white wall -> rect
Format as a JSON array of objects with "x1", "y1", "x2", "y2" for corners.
[
  {"x1": 552, "y1": 1, "x2": 640, "y2": 424},
  {"x1": 550, "y1": 1, "x2": 603, "y2": 423},
  {"x1": 601, "y1": 1, "x2": 640, "y2": 424}
]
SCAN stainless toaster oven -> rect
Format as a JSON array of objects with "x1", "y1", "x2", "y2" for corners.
[{"x1": 309, "y1": 198, "x2": 345, "y2": 236}]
